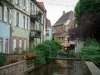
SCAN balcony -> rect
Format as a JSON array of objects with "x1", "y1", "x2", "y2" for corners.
[
  {"x1": 30, "y1": 11, "x2": 42, "y2": 23},
  {"x1": 30, "y1": 30, "x2": 41, "y2": 38}
]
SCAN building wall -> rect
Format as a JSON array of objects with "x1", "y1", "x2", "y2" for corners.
[
  {"x1": 46, "y1": 28, "x2": 52, "y2": 40},
  {"x1": 10, "y1": 0, "x2": 30, "y2": 53},
  {"x1": 30, "y1": 0, "x2": 46, "y2": 46},
  {"x1": 0, "y1": 22, "x2": 10, "y2": 53}
]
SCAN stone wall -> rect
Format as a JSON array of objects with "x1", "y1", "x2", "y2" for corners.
[
  {"x1": 83, "y1": 61, "x2": 100, "y2": 75},
  {"x1": 0, "y1": 60, "x2": 26, "y2": 75}
]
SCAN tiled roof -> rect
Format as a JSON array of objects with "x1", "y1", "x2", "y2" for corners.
[
  {"x1": 38, "y1": 2, "x2": 47, "y2": 11},
  {"x1": 32, "y1": 0, "x2": 46, "y2": 12},
  {"x1": 53, "y1": 11, "x2": 74, "y2": 26}
]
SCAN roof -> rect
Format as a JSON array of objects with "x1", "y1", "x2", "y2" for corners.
[
  {"x1": 38, "y1": 2, "x2": 47, "y2": 12},
  {"x1": 46, "y1": 18, "x2": 52, "y2": 28},
  {"x1": 53, "y1": 11, "x2": 74, "y2": 26},
  {"x1": 32, "y1": 0, "x2": 46, "y2": 12}
]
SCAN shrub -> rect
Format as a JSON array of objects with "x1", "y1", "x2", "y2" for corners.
[
  {"x1": 81, "y1": 38, "x2": 100, "y2": 67},
  {"x1": 67, "y1": 50, "x2": 75, "y2": 58},
  {"x1": 0, "y1": 53, "x2": 7, "y2": 66},
  {"x1": 34, "y1": 40, "x2": 62, "y2": 64}
]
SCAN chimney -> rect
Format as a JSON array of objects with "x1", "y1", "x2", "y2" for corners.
[{"x1": 63, "y1": 11, "x2": 65, "y2": 14}]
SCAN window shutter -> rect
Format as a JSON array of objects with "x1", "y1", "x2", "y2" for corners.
[
  {"x1": 4, "y1": 6, "x2": 7, "y2": 22},
  {"x1": 14, "y1": 11, "x2": 16, "y2": 26}
]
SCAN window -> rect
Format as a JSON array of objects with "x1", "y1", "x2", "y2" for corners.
[
  {"x1": 16, "y1": 12, "x2": 19, "y2": 27},
  {"x1": 0, "y1": 39, "x2": 3, "y2": 52},
  {"x1": 16, "y1": 0, "x2": 20, "y2": 5},
  {"x1": 23, "y1": 0, "x2": 26, "y2": 9},
  {"x1": 36, "y1": 8, "x2": 38, "y2": 14},
  {"x1": 46, "y1": 30, "x2": 49, "y2": 36},
  {"x1": 19, "y1": 40, "x2": 22, "y2": 48},
  {"x1": 7, "y1": 8, "x2": 9, "y2": 23},
  {"x1": 30, "y1": 3, "x2": 32, "y2": 13},
  {"x1": 27, "y1": 18, "x2": 28, "y2": 30},
  {"x1": 13, "y1": 39, "x2": 16, "y2": 50},
  {"x1": 4, "y1": 6, "x2": 7, "y2": 22},
  {"x1": 0, "y1": 6, "x2": 2, "y2": 20},
  {"x1": 23, "y1": 16, "x2": 25, "y2": 29},
  {"x1": 24, "y1": 40, "x2": 26, "y2": 50},
  {"x1": 33, "y1": 5, "x2": 35, "y2": 12},
  {"x1": 5, "y1": 39, "x2": 8, "y2": 53},
  {"x1": 9, "y1": 9, "x2": 12, "y2": 24}
]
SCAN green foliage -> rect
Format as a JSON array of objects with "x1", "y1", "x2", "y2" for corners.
[
  {"x1": 28, "y1": 48, "x2": 36, "y2": 53},
  {"x1": 67, "y1": 50, "x2": 75, "y2": 58},
  {"x1": 81, "y1": 38, "x2": 100, "y2": 67},
  {"x1": 34, "y1": 40, "x2": 62, "y2": 64},
  {"x1": 0, "y1": 53, "x2": 7, "y2": 66},
  {"x1": 75, "y1": 0, "x2": 100, "y2": 26}
]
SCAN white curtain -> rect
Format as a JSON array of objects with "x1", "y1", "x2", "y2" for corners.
[
  {"x1": 19, "y1": 40, "x2": 22, "y2": 48},
  {"x1": 13, "y1": 39, "x2": 16, "y2": 50}
]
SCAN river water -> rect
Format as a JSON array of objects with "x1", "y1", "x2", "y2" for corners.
[{"x1": 28, "y1": 60, "x2": 75, "y2": 75}]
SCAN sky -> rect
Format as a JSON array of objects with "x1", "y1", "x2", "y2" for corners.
[{"x1": 37, "y1": 0, "x2": 79, "y2": 25}]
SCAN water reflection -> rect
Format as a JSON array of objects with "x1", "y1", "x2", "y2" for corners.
[{"x1": 28, "y1": 60, "x2": 74, "y2": 75}]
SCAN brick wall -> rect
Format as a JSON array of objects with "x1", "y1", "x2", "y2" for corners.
[{"x1": 10, "y1": 36, "x2": 28, "y2": 53}]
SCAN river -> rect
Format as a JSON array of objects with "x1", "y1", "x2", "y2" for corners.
[{"x1": 28, "y1": 60, "x2": 75, "y2": 75}]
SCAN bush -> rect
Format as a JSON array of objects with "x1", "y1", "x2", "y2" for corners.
[
  {"x1": 67, "y1": 50, "x2": 75, "y2": 58},
  {"x1": 34, "y1": 40, "x2": 62, "y2": 64},
  {"x1": 0, "y1": 53, "x2": 7, "y2": 66},
  {"x1": 81, "y1": 38, "x2": 100, "y2": 67}
]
